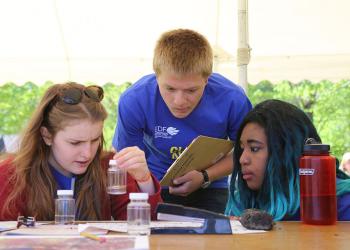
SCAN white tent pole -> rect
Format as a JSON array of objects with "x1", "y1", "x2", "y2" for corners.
[{"x1": 237, "y1": 0, "x2": 250, "y2": 91}]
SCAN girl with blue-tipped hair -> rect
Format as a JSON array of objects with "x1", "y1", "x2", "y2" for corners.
[{"x1": 225, "y1": 99, "x2": 350, "y2": 220}]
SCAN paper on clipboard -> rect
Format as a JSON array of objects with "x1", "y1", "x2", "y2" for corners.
[{"x1": 160, "y1": 136, "x2": 234, "y2": 186}]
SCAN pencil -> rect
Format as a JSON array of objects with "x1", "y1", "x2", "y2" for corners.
[{"x1": 80, "y1": 232, "x2": 107, "y2": 243}]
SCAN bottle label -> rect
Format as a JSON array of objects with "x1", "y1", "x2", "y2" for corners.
[{"x1": 299, "y1": 168, "x2": 315, "y2": 175}]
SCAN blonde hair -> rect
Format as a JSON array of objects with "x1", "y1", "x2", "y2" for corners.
[
  {"x1": 153, "y1": 29, "x2": 213, "y2": 78},
  {"x1": 2, "y1": 82, "x2": 108, "y2": 220},
  {"x1": 340, "y1": 152, "x2": 350, "y2": 174}
]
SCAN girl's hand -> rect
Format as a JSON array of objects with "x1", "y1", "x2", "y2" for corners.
[{"x1": 113, "y1": 146, "x2": 151, "y2": 182}]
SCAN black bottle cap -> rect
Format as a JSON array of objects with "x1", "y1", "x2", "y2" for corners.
[{"x1": 303, "y1": 138, "x2": 330, "y2": 152}]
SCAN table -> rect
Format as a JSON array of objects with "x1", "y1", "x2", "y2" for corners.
[
  {"x1": 150, "y1": 222, "x2": 350, "y2": 250},
  {"x1": 1, "y1": 221, "x2": 349, "y2": 249}
]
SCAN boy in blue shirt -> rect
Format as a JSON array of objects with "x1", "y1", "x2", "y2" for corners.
[{"x1": 113, "y1": 29, "x2": 252, "y2": 213}]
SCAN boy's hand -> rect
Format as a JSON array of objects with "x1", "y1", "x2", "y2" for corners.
[{"x1": 169, "y1": 170, "x2": 204, "y2": 196}]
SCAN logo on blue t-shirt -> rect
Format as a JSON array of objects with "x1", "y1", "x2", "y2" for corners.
[
  {"x1": 170, "y1": 146, "x2": 184, "y2": 159},
  {"x1": 155, "y1": 126, "x2": 179, "y2": 139},
  {"x1": 167, "y1": 127, "x2": 179, "y2": 135}
]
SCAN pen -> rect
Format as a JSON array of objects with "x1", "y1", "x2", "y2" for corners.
[{"x1": 80, "y1": 232, "x2": 107, "y2": 243}]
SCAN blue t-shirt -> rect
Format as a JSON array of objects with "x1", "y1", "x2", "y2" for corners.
[
  {"x1": 50, "y1": 165, "x2": 76, "y2": 192},
  {"x1": 113, "y1": 73, "x2": 252, "y2": 188}
]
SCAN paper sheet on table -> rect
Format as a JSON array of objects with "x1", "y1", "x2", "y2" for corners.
[
  {"x1": 0, "y1": 222, "x2": 17, "y2": 232},
  {"x1": 79, "y1": 220, "x2": 267, "y2": 235},
  {"x1": 152, "y1": 221, "x2": 204, "y2": 229},
  {"x1": 78, "y1": 222, "x2": 127, "y2": 233},
  {"x1": 78, "y1": 223, "x2": 110, "y2": 234},
  {"x1": 3, "y1": 224, "x2": 79, "y2": 236},
  {"x1": 230, "y1": 220, "x2": 268, "y2": 234},
  {"x1": 79, "y1": 221, "x2": 205, "y2": 234},
  {"x1": 0, "y1": 234, "x2": 149, "y2": 250}
]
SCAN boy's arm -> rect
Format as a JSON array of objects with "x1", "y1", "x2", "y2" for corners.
[{"x1": 169, "y1": 152, "x2": 233, "y2": 196}]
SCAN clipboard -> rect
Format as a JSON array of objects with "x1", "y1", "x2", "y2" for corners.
[
  {"x1": 152, "y1": 203, "x2": 232, "y2": 234},
  {"x1": 160, "y1": 136, "x2": 234, "y2": 186}
]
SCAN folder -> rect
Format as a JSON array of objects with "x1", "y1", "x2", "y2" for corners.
[
  {"x1": 151, "y1": 203, "x2": 232, "y2": 234},
  {"x1": 160, "y1": 136, "x2": 234, "y2": 186}
]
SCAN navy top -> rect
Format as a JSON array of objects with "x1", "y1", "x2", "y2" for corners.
[
  {"x1": 50, "y1": 165, "x2": 76, "y2": 193},
  {"x1": 284, "y1": 193, "x2": 350, "y2": 221}
]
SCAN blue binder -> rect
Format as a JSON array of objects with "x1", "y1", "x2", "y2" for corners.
[{"x1": 151, "y1": 203, "x2": 232, "y2": 234}]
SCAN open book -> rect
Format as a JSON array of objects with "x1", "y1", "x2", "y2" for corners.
[{"x1": 160, "y1": 136, "x2": 234, "y2": 186}]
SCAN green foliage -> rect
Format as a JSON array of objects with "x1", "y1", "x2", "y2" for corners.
[
  {"x1": 0, "y1": 81, "x2": 52, "y2": 134},
  {"x1": 312, "y1": 80, "x2": 350, "y2": 158},
  {"x1": 0, "y1": 81, "x2": 131, "y2": 150},
  {"x1": 248, "y1": 79, "x2": 350, "y2": 159},
  {"x1": 1, "y1": 80, "x2": 349, "y2": 158},
  {"x1": 247, "y1": 80, "x2": 275, "y2": 104},
  {"x1": 101, "y1": 82, "x2": 131, "y2": 150}
]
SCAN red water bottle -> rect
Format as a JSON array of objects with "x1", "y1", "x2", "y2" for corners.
[{"x1": 299, "y1": 140, "x2": 337, "y2": 225}]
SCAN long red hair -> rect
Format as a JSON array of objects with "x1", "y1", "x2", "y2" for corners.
[{"x1": 1, "y1": 82, "x2": 108, "y2": 220}]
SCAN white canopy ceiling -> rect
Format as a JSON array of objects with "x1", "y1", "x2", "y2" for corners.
[{"x1": 0, "y1": 0, "x2": 349, "y2": 85}]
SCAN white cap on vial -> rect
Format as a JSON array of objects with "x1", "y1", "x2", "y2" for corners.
[
  {"x1": 129, "y1": 192, "x2": 149, "y2": 200},
  {"x1": 109, "y1": 159, "x2": 117, "y2": 165},
  {"x1": 57, "y1": 190, "x2": 73, "y2": 196}
]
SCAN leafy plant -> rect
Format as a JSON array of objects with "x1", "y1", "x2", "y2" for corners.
[
  {"x1": 1, "y1": 80, "x2": 349, "y2": 159},
  {"x1": 0, "y1": 81, "x2": 131, "y2": 150},
  {"x1": 248, "y1": 79, "x2": 350, "y2": 159},
  {"x1": 102, "y1": 82, "x2": 131, "y2": 150}
]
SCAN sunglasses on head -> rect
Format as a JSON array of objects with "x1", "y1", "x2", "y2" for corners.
[{"x1": 60, "y1": 85, "x2": 104, "y2": 105}]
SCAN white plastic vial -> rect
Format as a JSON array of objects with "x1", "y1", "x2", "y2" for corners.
[
  {"x1": 55, "y1": 190, "x2": 75, "y2": 224},
  {"x1": 107, "y1": 159, "x2": 127, "y2": 194},
  {"x1": 127, "y1": 192, "x2": 151, "y2": 235}
]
